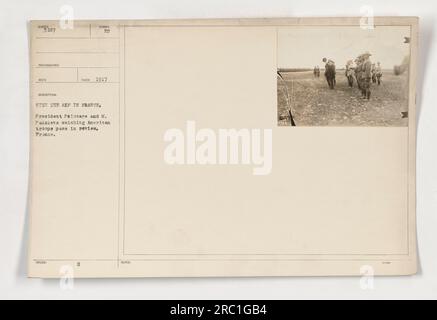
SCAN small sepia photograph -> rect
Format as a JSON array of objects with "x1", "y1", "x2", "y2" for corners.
[{"x1": 277, "y1": 26, "x2": 411, "y2": 127}]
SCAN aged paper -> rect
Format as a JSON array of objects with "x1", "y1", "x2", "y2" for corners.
[{"x1": 28, "y1": 17, "x2": 418, "y2": 278}]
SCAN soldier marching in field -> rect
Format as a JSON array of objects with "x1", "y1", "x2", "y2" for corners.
[
  {"x1": 375, "y1": 62, "x2": 383, "y2": 85},
  {"x1": 313, "y1": 65, "x2": 320, "y2": 77},
  {"x1": 345, "y1": 60, "x2": 355, "y2": 87},
  {"x1": 371, "y1": 63, "x2": 377, "y2": 84},
  {"x1": 354, "y1": 55, "x2": 364, "y2": 91},
  {"x1": 360, "y1": 52, "x2": 373, "y2": 100}
]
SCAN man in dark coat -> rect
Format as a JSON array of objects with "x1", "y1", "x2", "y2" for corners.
[{"x1": 322, "y1": 58, "x2": 336, "y2": 89}]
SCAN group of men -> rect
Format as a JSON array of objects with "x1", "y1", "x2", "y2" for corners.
[
  {"x1": 315, "y1": 52, "x2": 383, "y2": 100},
  {"x1": 348, "y1": 52, "x2": 383, "y2": 100}
]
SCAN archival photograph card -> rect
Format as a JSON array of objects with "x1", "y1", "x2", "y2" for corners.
[{"x1": 28, "y1": 17, "x2": 418, "y2": 278}]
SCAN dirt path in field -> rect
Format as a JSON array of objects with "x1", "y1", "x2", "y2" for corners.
[{"x1": 277, "y1": 71, "x2": 409, "y2": 126}]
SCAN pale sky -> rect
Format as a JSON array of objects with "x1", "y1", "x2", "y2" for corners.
[{"x1": 278, "y1": 26, "x2": 411, "y2": 69}]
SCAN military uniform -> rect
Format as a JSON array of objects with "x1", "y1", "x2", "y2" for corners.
[
  {"x1": 345, "y1": 60, "x2": 354, "y2": 87},
  {"x1": 354, "y1": 56, "x2": 363, "y2": 90},
  {"x1": 375, "y1": 63, "x2": 382, "y2": 85},
  {"x1": 361, "y1": 57, "x2": 372, "y2": 99}
]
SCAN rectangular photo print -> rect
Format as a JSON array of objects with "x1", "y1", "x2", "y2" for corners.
[{"x1": 277, "y1": 26, "x2": 411, "y2": 126}]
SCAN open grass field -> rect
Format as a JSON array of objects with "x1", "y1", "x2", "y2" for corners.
[{"x1": 277, "y1": 70, "x2": 409, "y2": 126}]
